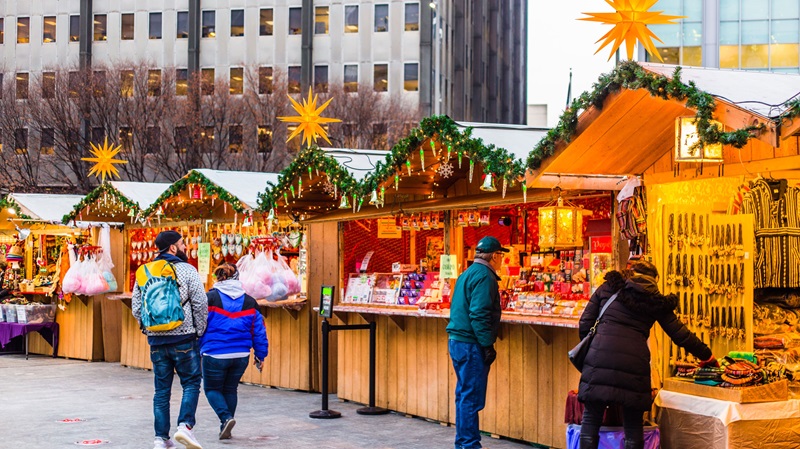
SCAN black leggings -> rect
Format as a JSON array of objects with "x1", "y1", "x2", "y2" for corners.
[{"x1": 580, "y1": 401, "x2": 644, "y2": 444}]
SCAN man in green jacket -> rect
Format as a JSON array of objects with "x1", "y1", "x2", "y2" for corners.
[{"x1": 446, "y1": 236, "x2": 507, "y2": 449}]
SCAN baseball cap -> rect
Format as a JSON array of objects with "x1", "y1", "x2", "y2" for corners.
[
  {"x1": 155, "y1": 230, "x2": 182, "y2": 252},
  {"x1": 475, "y1": 236, "x2": 509, "y2": 253}
]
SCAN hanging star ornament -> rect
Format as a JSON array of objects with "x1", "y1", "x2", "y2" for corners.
[
  {"x1": 81, "y1": 137, "x2": 128, "y2": 181},
  {"x1": 580, "y1": 0, "x2": 684, "y2": 62},
  {"x1": 278, "y1": 88, "x2": 342, "y2": 146}
]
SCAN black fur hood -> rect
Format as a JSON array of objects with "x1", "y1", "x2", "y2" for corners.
[{"x1": 605, "y1": 270, "x2": 678, "y2": 316}]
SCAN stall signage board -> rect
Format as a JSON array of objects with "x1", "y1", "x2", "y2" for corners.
[
  {"x1": 319, "y1": 285, "x2": 334, "y2": 318},
  {"x1": 590, "y1": 236, "x2": 612, "y2": 253},
  {"x1": 377, "y1": 218, "x2": 401, "y2": 238},
  {"x1": 197, "y1": 242, "x2": 211, "y2": 276},
  {"x1": 440, "y1": 254, "x2": 458, "y2": 279},
  {"x1": 360, "y1": 251, "x2": 374, "y2": 273}
]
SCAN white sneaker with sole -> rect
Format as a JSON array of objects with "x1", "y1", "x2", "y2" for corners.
[
  {"x1": 153, "y1": 438, "x2": 176, "y2": 449},
  {"x1": 174, "y1": 424, "x2": 203, "y2": 449}
]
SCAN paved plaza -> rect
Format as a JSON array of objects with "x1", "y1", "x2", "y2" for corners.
[{"x1": 1, "y1": 355, "x2": 536, "y2": 449}]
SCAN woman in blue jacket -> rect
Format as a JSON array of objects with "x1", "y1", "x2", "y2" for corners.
[{"x1": 200, "y1": 263, "x2": 269, "y2": 440}]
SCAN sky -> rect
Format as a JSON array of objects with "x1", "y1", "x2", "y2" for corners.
[{"x1": 527, "y1": 1, "x2": 622, "y2": 127}]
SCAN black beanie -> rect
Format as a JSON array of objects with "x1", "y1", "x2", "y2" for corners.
[{"x1": 155, "y1": 230, "x2": 182, "y2": 252}]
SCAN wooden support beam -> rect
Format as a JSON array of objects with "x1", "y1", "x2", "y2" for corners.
[
  {"x1": 283, "y1": 307, "x2": 299, "y2": 320},
  {"x1": 526, "y1": 173, "x2": 626, "y2": 191},
  {"x1": 388, "y1": 314, "x2": 406, "y2": 331},
  {"x1": 333, "y1": 310, "x2": 349, "y2": 323},
  {"x1": 781, "y1": 117, "x2": 800, "y2": 141},
  {"x1": 528, "y1": 324, "x2": 553, "y2": 345},
  {"x1": 356, "y1": 311, "x2": 376, "y2": 323},
  {"x1": 645, "y1": 155, "x2": 800, "y2": 185},
  {"x1": 713, "y1": 102, "x2": 778, "y2": 148}
]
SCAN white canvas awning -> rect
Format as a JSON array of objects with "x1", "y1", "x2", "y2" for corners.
[
  {"x1": 108, "y1": 181, "x2": 172, "y2": 210},
  {"x1": 191, "y1": 169, "x2": 280, "y2": 210},
  {"x1": 8, "y1": 193, "x2": 85, "y2": 222},
  {"x1": 455, "y1": 121, "x2": 549, "y2": 160}
]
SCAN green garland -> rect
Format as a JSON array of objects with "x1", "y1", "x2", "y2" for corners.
[
  {"x1": 779, "y1": 97, "x2": 800, "y2": 122},
  {"x1": 142, "y1": 170, "x2": 246, "y2": 217},
  {"x1": 257, "y1": 145, "x2": 362, "y2": 212},
  {"x1": 62, "y1": 182, "x2": 140, "y2": 223},
  {"x1": 361, "y1": 115, "x2": 525, "y2": 194},
  {"x1": 527, "y1": 60, "x2": 766, "y2": 171},
  {"x1": 0, "y1": 196, "x2": 32, "y2": 220}
]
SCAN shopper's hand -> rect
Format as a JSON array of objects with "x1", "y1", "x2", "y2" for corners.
[
  {"x1": 698, "y1": 356, "x2": 719, "y2": 368},
  {"x1": 482, "y1": 345, "x2": 497, "y2": 366},
  {"x1": 254, "y1": 357, "x2": 264, "y2": 372}
]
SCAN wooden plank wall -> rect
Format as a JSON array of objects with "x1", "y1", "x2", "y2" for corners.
[
  {"x1": 29, "y1": 296, "x2": 104, "y2": 361},
  {"x1": 120, "y1": 307, "x2": 152, "y2": 369},
  {"x1": 336, "y1": 314, "x2": 582, "y2": 449}
]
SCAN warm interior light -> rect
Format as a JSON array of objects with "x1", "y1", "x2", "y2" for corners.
[
  {"x1": 538, "y1": 195, "x2": 584, "y2": 250},
  {"x1": 675, "y1": 117, "x2": 724, "y2": 163}
]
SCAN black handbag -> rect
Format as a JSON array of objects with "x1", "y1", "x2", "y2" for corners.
[{"x1": 568, "y1": 292, "x2": 619, "y2": 372}]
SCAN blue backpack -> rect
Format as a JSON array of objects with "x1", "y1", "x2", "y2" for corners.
[{"x1": 136, "y1": 260, "x2": 185, "y2": 332}]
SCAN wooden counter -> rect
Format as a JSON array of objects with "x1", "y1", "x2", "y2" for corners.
[{"x1": 28, "y1": 295, "x2": 105, "y2": 361}]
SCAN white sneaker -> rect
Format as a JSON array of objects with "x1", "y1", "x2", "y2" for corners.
[
  {"x1": 153, "y1": 438, "x2": 176, "y2": 449},
  {"x1": 174, "y1": 424, "x2": 203, "y2": 449}
]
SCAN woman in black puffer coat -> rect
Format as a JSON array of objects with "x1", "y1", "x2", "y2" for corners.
[{"x1": 577, "y1": 260, "x2": 716, "y2": 449}]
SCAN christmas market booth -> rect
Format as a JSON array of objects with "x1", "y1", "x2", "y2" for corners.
[
  {"x1": 61, "y1": 181, "x2": 171, "y2": 362},
  {"x1": 526, "y1": 61, "x2": 800, "y2": 448}
]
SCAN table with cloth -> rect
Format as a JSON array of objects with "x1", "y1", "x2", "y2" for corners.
[
  {"x1": 0, "y1": 322, "x2": 59, "y2": 358},
  {"x1": 655, "y1": 390, "x2": 800, "y2": 449}
]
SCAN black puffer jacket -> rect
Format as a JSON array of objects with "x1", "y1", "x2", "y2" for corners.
[{"x1": 577, "y1": 271, "x2": 711, "y2": 411}]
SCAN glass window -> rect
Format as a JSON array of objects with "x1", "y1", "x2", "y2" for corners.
[
  {"x1": 771, "y1": 44, "x2": 799, "y2": 67},
  {"x1": 742, "y1": 0, "x2": 769, "y2": 20},
  {"x1": 373, "y1": 64, "x2": 388, "y2": 92},
  {"x1": 375, "y1": 5, "x2": 389, "y2": 32},
  {"x1": 42, "y1": 72, "x2": 56, "y2": 99},
  {"x1": 742, "y1": 44, "x2": 769, "y2": 68},
  {"x1": 16, "y1": 73, "x2": 28, "y2": 99},
  {"x1": 719, "y1": 45, "x2": 739, "y2": 68},
  {"x1": 682, "y1": 22, "x2": 702, "y2": 46},
  {"x1": 681, "y1": 46, "x2": 702, "y2": 66},
  {"x1": 176, "y1": 69, "x2": 188, "y2": 96},
  {"x1": 121, "y1": 70, "x2": 134, "y2": 97},
  {"x1": 177, "y1": 11, "x2": 189, "y2": 38},
  {"x1": 93, "y1": 70, "x2": 106, "y2": 97},
  {"x1": 289, "y1": 8, "x2": 302, "y2": 35},
  {"x1": 404, "y1": 63, "x2": 418, "y2": 91},
  {"x1": 0, "y1": 18, "x2": 4, "y2": 44},
  {"x1": 288, "y1": 66, "x2": 301, "y2": 93},
  {"x1": 314, "y1": 65, "x2": 329, "y2": 92},
  {"x1": 202, "y1": 11, "x2": 216, "y2": 38},
  {"x1": 772, "y1": 0, "x2": 800, "y2": 20},
  {"x1": 650, "y1": 24, "x2": 680, "y2": 47},
  {"x1": 121, "y1": 13, "x2": 134, "y2": 40},
  {"x1": 259, "y1": 67, "x2": 273, "y2": 94},
  {"x1": 345, "y1": 6, "x2": 359, "y2": 33},
  {"x1": 119, "y1": 127, "x2": 132, "y2": 152},
  {"x1": 229, "y1": 125, "x2": 243, "y2": 153},
  {"x1": 17, "y1": 17, "x2": 30, "y2": 43},
  {"x1": 316, "y1": 7, "x2": 329, "y2": 34},
  {"x1": 175, "y1": 127, "x2": 190, "y2": 153},
  {"x1": 70, "y1": 15, "x2": 80, "y2": 41},
  {"x1": 148, "y1": 70, "x2": 161, "y2": 96},
  {"x1": 405, "y1": 3, "x2": 419, "y2": 31},
  {"x1": 654, "y1": 0, "x2": 680, "y2": 15},
  {"x1": 257, "y1": 127, "x2": 272, "y2": 154},
  {"x1": 684, "y1": 0, "x2": 703, "y2": 20},
  {"x1": 260, "y1": 9, "x2": 273, "y2": 36},
  {"x1": 720, "y1": 0, "x2": 739, "y2": 21},
  {"x1": 149, "y1": 13, "x2": 162, "y2": 39},
  {"x1": 145, "y1": 127, "x2": 160, "y2": 154},
  {"x1": 230, "y1": 67, "x2": 244, "y2": 95},
  {"x1": 43, "y1": 16, "x2": 56, "y2": 43},
  {"x1": 231, "y1": 9, "x2": 244, "y2": 37},
  {"x1": 94, "y1": 14, "x2": 107, "y2": 41},
  {"x1": 15, "y1": 129, "x2": 28, "y2": 154},
  {"x1": 720, "y1": 21, "x2": 739, "y2": 45},
  {"x1": 742, "y1": 20, "x2": 769, "y2": 44},
  {"x1": 202, "y1": 68, "x2": 215, "y2": 95},
  {"x1": 344, "y1": 64, "x2": 358, "y2": 92},
  {"x1": 40, "y1": 128, "x2": 55, "y2": 155},
  {"x1": 772, "y1": 20, "x2": 799, "y2": 44}
]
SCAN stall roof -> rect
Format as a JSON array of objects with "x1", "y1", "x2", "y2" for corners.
[
  {"x1": 323, "y1": 148, "x2": 389, "y2": 182},
  {"x1": 455, "y1": 121, "x2": 548, "y2": 160},
  {"x1": 191, "y1": 169, "x2": 280, "y2": 210},
  {"x1": 8, "y1": 193, "x2": 85, "y2": 222},
  {"x1": 108, "y1": 181, "x2": 172, "y2": 209}
]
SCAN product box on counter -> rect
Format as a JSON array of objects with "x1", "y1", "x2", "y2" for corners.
[
  {"x1": 663, "y1": 377, "x2": 788, "y2": 403},
  {"x1": 17, "y1": 304, "x2": 56, "y2": 324}
]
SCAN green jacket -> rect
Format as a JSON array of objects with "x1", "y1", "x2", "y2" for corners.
[{"x1": 446, "y1": 259, "x2": 502, "y2": 347}]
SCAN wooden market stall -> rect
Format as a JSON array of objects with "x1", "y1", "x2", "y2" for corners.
[{"x1": 525, "y1": 61, "x2": 800, "y2": 448}]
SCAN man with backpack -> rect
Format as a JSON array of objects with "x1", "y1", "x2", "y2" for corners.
[{"x1": 132, "y1": 230, "x2": 208, "y2": 449}]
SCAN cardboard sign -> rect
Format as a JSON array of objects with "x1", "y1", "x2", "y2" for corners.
[
  {"x1": 590, "y1": 236, "x2": 613, "y2": 253},
  {"x1": 440, "y1": 254, "x2": 458, "y2": 279},
  {"x1": 377, "y1": 217, "x2": 401, "y2": 238},
  {"x1": 197, "y1": 242, "x2": 211, "y2": 276}
]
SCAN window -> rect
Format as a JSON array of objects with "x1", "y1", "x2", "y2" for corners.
[
  {"x1": 42, "y1": 72, "x2": 56, "y2": 99},
  {"x1": 69, "y1": 15, "x2": 80, "y2": 42},
  {"x1": 289, "y1": 8, "x2": 302, "y2": 35},
  {"x1": 17, "y1": 17, "x2": 30, "y2": 43},
  {"x1": 344, "y1": 64, "x2": 358, "y2": 92},
  {"x1": 121, "y1": 70, "x2": 134, "y2": 97},
  {"x1": 145, "y1": 127, "x2": 160, "y2": 154},
  {"x1": 148, "y1": 70, "x2": 161, "y2": 96},
  {"x1": 373, "y1": 123, "x2": 388, "y2": 149},
  {"x1": 93, "y1": 70, "x2": 106, "y2": 97},
  {"x1": 375, "y1": 5, "x2": 389, "y2": 32},
  {"x1": 149, "y1": 13, "x2": 162, "y2": 39},
  {"x1": 405, "y1": 3, "x2": 420, "y2": 31},
  {"x1": 0, "y1": 18, "x2": 4, "y2": 44},
  {"x1": 176, "y1": 69, "x2": 188, "y2": 96},
  {"x1": 288, "y1": 66, "x2": 301, "y2": 93},
  {"x1": 14, "y1": 129, "x2": 28, "y2": 154},
  {"x1": 94, "y1": 14, "x2": 107, "y2": 41},
  {"x1": 314, "y1": 65, "x2": 329, "y2": 93},
  {"x1": 229, "y1": 125, "x2": 243, "y2": 153},
  {"x1": 404, "y1": 63, "x2": 418, "y2": 91},
  {"x1": 175, "y1": 127, "x2": 190, "y2": 153},
  {"x1": 121, "y1": 13, "x2": 134, "y2": 40},
  {"x1": 201, "y1": 127, "x2": 215, "y2": 152},
  {"x1": 177, "y1": 11, "x2": 189, "y2": 38},
  {"x1": 230, "y1": 67, "x2": 243, "y2": 95},
  {"x1": 202, "y1": 11, "x2": 216, "y2": 38},
  {"x1": 201, "y1": 68, "x2": 215, "y2": 95},
  {"x1": 315, "y1": 7, "x2": 329, "y2": 34},
  {"x1": 231, "y1": 10, "x2": 244, "y2": 37},
  {"x1": 68, "y1": 71, "x2": 80, "y2": 97},
  {"x1": 259, "y1": 67, "x2": 273, "y2": 94},
  {"x1": 373, "y1": 64, "x2": 388, "y2": 92},
  {"x1": 260, "y1": 9, "x2": 273, "y2": 36},
  {"x1": 43, "y1": 16, "x2": 57, "y2": 43},
  {"x1": 345, "y1": 6, "x2": 359, "y2": 33},
  {"x1": 92, "y1": 127, "x2": 105, "y2": 145},
  {"x1": 40, "y1": 128, "x2": 55, "y2": 155},
  {"x1": 119, "y1": 127, "x2": 132, "y2": 152},
  {"x1": 16, "y1": 73, "x2": 29, "y2": 99},
  {"x1": 257, "y1": 126, "x2": 272, "y2": 154}
]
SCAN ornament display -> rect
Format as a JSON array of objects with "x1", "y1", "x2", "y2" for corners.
[{"x1": 437, "y1": 161, "x2": 454, "y2": 179}]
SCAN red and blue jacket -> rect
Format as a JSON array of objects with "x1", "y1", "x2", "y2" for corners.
[{"x1": 200, "y1": 288, "x2": 269, "y2": 360}]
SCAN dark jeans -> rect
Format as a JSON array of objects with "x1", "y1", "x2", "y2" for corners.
[
  {"x1": 449, "y1": 339, "x2": 491, "y2": 449},
  {"x1": 202, "y1": 355, "x2": 249, "y2": 426},
  {"x1": 150, "y1": 339, "x2": 202, "y2": 440},
  {"x1": 580, "y1": 401, "x2": 644, "y2": 445}
]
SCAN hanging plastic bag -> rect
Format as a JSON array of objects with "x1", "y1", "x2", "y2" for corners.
[
  {"x1": 242, "y1": 251, "x2": 274, "y2": 300},
  {"x1": 277, "y1": 251, "x2": 301, "y2": 296},
  {"x1": 79, "y1": 256, "x2": 110, "y2": 296},
  {"x1": 62, "y1": 258, "x2": 84, "y2": 294}
]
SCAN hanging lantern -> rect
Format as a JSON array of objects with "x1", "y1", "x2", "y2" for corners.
[
  {"x1": 369, "y1": 190, "x2": 380, "y2": 206},
  {"x1": 538, "y1": 191, "x2": 585, "y2": 250},
  {"x1": 674, "y1": 117, "x2": 724, "y2": 163},
  {"x1": 338, "y1": 195, "x2": 350, "y2": 209},
  {"x1": 480, "y1": 173, "x2": 497, "y2": 192}
]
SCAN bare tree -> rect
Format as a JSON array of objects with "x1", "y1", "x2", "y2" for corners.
[
  {"x1": 241, "y1": 66, "x2": 292, "y2": 172},
  {"x1": 0, "y1": 79, "x2": 41, "y2": 191}
]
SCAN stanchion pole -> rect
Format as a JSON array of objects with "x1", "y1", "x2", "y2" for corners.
[
  {"x1": 357, "y1": 321, "x2": 389, "y2": 415},
  {"x1": 310, "y1": 319, "x2": 341, "y2": 419}
]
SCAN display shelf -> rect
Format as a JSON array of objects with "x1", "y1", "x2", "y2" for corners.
[{"x1": 107, "y1": 293, "x2": 133, "y2": 308}]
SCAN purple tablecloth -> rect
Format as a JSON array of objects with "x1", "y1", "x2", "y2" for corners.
[{"x1": 0, "y1": 322, "x2": 59, "y2": 356}]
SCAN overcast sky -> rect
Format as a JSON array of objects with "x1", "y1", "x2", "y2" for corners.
[{"x1": 527, "y1": 1, "x2": 621, "y2": 127}]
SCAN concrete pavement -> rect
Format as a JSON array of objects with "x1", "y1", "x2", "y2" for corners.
[{"x1": 0, "y1": 355, "x2": 538, "y2": 448}]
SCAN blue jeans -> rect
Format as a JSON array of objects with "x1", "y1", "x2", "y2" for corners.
[
  {"x1": 150, "y1": 339, "x2": 202, "y2": 440},
  {"x1": 202, "y1": 355, "x2": 249, "y2": 426},
  {"x1": 449, "y1": 339, "x2": 491, "y2": 449}
]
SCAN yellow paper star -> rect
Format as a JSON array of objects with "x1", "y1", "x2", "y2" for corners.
[
  {"x1": 278, "y1": 88, "x2": 341, "y2": 146},
  {"x1": 581, "y1": 0, "x2": 684, "y2": 62},
  {"x1": 81, "y1": 137, "x2": 128, "y2": 181}
]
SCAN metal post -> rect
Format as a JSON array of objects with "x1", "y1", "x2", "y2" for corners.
[
  {"x1": 188, "y1": 0, "x2": 201, "y2": 75},
  {"x1": 301, "y1": 0, "x2": 314, "y2": 93},
  {"x1": 309, "y1": 319, "x2": 341, "y2": 419},
  {"x1": 357, "y1": 321, "x2": 389, "y2": 415}
]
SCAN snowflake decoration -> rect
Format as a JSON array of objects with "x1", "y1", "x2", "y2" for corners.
[
  {"x1": 437, "y1": 161, "x2": 454, "y2": 178},
  {"x1": 321, "y1": 180, "x2": 336, "y2": 196}
]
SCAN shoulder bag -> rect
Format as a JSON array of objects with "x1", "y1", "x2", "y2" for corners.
[{"x1": 568, "y1": 292, "x2": 619, "y2": 372}]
